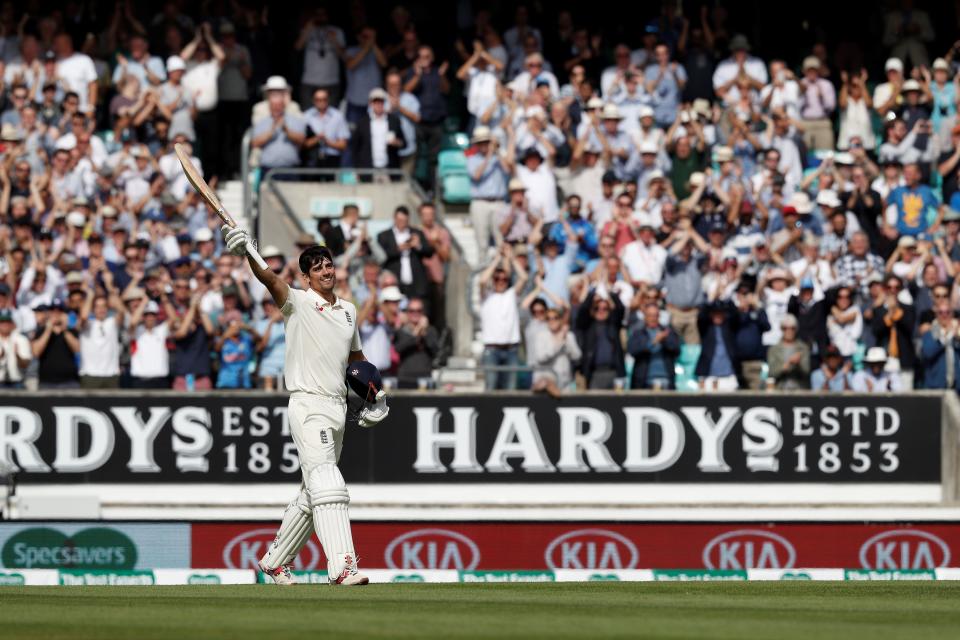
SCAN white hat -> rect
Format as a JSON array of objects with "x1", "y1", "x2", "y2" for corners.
[
  {"x1": 585, "y1": 97, "x2": 604, "y2": 110},
  {"x1": 65, "y1": 271, "x2": 85, "y2": 284},
  {"x1": 100, "y1": 205, "x2": 118, "y2": 218},
  {"x1": 884, "y1": 58, "x2": 904, "y2": 73},
  {"x1": 802, "y1": 56, "x2": 821, "y2": 71},
  {"x1": 378, "y1": 285, "x2": 405, "y2": 303},
  {"x1": 897, "y1": 235, "x2": 917, "y2": 249},
  {"x1": 66, "y1": 211, "x2": 86, "y2": 228},
  {"x1": 901, "y1": 79, "x2": 921, "y2": 93},
  {"x1": 166, "y1": 55, "x2": 186, "y2": 72},
  {"x1": 193, "y1": 228, "x2": 214, "y2": 242},
  {"x1": 933, "y1": 58, "x2": 950, "y2": 71},
  {"x1": 368, "y1": 87, "x2": 388, "y2": 102},
  {"x1": 524, "y1": 105, "x2": 546, "y2": 120},
  {"x1": 693, "y1": 98, "x2": 711, "y2": 116},
  {"x1": 639, "y1": 140, "x2": 659, "y2": 154},
  {"x1": 646, "y1": 168, "x2": 665, "y2": 182},
  {"x1": 638, "y1": 105, "x2": 655, "y2": 119},
  {"x1": 601, "y1": 104, "x2": 623, "y2": 120},
  {"x1": 816, "y1": 189, "x2": 841, "y2": 209},
  {"x1": 262, "y1": 75, "x2": 290, "y2": 92},
  {"x1": 471, "y1": 126, "x2": 493, "y2": 143},
  {"x1": 864, "y1": 347, "x2": 889, "y2": 364},
  {"x1": 508, "y1": 177, "x2": 526, "y2": 192},
  {"x1": 143, "y1": 301, "x2": 160, "y2": 315},
  {"x1": 714, "y1": 145, "x2": 733, "y2": 162},
  {"x1": 721, "y1": 247, "x2": 738, "y2": 261},
  {"x1": 789, "y1": 191, "x2": 814, "y2": 214},
  {"x1": 54, "y1": 137, "x2": 76, "y2": 152},
  {"x1": 768, "y1": 268, "x2": 790, "y2": 282},
  {"x1": 688, "y1": 171, "x2": 705, "y2": 188},
  {"x1": 260, "y1": 245, "x2": 284, "y2": 259}
]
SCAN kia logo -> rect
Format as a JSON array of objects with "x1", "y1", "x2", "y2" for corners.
[
  {"x1": 858, "y1": 530, "x2": 951, "y2": 569},
  {"x1": 703, "y1": 530, "x2": 796, "y2": 569},
  {"x1": 222, "y1": 528, "x2": 322, "y2": 570},
  {"x1": 384, "y1": 529, "x2": 480, "y2": 570},
  {"x1": 544, "y1": 529, "x2": 639, "y2": 570}
]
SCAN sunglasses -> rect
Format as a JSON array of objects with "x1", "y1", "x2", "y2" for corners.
[
  {"x1": 494, "y1": 276, "x2": 509, "y2": 283},
  {"x1": 593, "y1": 305, "x2": 610, "y2": 312},
  {"x1": 933, "y1": 293, "x2": 950, "y2": 299}
]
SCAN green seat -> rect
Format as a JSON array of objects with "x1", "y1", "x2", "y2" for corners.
[
  {"x1": 437, "y1": 149, "x2": 467, "y2": 176},
  {"x1": 441, "y1": 173, "x2": 472, "y2": 204},
  {"x1": 679, "y1": 343, "x2": 701, "y2": 367},
  {"x1": 851, "y1": 343, "x2": 867, "y2": 371},
  {"x1": 338, "y1": 171, "x2": 358, "y2": 185}
]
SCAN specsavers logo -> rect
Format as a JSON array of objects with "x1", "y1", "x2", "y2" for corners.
[{"x1": 1, "y1": 527, "x2": 137, "y2": 569}]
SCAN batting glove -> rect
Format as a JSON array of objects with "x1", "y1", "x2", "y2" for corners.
[
  {"x1": 222, "y1": 225, "x2": 252, "y2": 257},
  {"x1": 359, "y1": 390, "x2": 390, "y2": 428}
]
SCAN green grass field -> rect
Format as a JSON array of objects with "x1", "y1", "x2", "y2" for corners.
[{"x1": 1, "y1": 583, "x2": 959, "y2": 639}]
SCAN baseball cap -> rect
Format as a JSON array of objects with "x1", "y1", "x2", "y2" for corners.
[
  {"x1": 222, "y1": 284, "x2": 239, "y2": 297},
  {"x1": 638, "y1": 105, "x2": 655, "y2": 119},
  {"x1": 193, "y1": 228, "x2": 214, "y2": 242},
  {"x1": 143, "y1": 301, "x2": 160, "y2": 315},
  {"x1": 802, "y1": 56, "x2": 821, "y2": 71},
  {"x1": 780, "y1": 313, "x2": 798, "y2": 328},
  {"x1": 601, "y1": 170, "x2": 619, "y2": 184},
  {"x1": 885, "y1": 58, "x2": 904, "y2": 73},
  {"x1": 933, "y1": 58, "x2": 950, "y2": 71},
  {"x1": 639, "y1": 140, "x2": 659, "y2": 155},
  {"x1": 166, "y1": 56, "x2": 186, "y2": 72},
  {"x1": 800, "y1": 277, "x2": 815, "y2": 290},
  {"x1": 0, "y1": 309, "x2": 12, "y2": 323},
  {"x1": 368, "y1": 87, "x2": 388, "y2": 102},
  {"x1": 65, "y1": 271, "x2": 85, "y2": 285}
]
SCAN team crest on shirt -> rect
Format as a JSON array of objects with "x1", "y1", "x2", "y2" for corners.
[{"x1": 314, "y1": 302, "x2": 324, "y2": 313}]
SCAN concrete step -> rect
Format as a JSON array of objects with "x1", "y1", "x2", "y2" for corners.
[
  {"x1": 444, "y1": 213, "x2": 480, "y2": 268},
  {"x1": 216, "y1": 180, "x2": 247, "y2": 227}
]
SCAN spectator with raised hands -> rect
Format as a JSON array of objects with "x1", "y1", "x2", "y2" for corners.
[
  {"x1": 529, "y1": 304, "x2": 581, "y2": 397},
  {"x1": 127, "y1": 293, "x2": 170, "y2": 389},
  {"x1": 479, "y1": 243, "x2": 528, "y2": 390},
  {"x1": 575, "y1": 285, "x2": 625, "y2": 389},
  {"x1": 77, "y1": 274, "x2": 125, "y2": 389}
]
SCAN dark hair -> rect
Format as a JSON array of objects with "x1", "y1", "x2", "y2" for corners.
[
  {"x1": 299, "y1": 245, "x2": 334, "y2": 273},
  {"x1": 530, "y1": 297, "x2": 547, "y2": 311},
  {"x1": 395, "y1": 206, "x2": 410, "y2": 217},
  {"x1": 342, "y1": 203, "x2": 359, "y2": 214},
  {"x1": 418, "y1": 202, "x2": 436, "y2": 213}
]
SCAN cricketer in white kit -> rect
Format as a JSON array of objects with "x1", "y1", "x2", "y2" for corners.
[{"x1": 223, "y1": 226, "x2": 389, "y2": 586}]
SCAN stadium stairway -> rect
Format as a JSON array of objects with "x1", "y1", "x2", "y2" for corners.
[
  {"x1": 217, "y1": 180, "x2": 247, "y2": 230},
  {"x1": 443, "y1": 213, "x2": 482, "y2": 268}
]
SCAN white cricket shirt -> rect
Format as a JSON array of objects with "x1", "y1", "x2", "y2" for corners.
[{"x1": 281, "y1": 288, "x2": 361, "y2": 397}]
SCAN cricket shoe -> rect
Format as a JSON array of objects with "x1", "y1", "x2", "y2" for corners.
[
  {"x1": 330, "y1": 554, "x2": 369, "y2": 586},
  {"x1": 259, "y1": 561, "x2": 296, "y2": 585}
]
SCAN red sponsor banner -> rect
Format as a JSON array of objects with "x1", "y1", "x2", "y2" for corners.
[{"x1": 191, "y1": 522, "x2": 960, "y2": 571}]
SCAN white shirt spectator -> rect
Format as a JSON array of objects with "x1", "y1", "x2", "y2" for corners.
[
  {"x1": 370, "y1": 112, "x2": 389, "y2": 169},
  {"x1": 131, "y1": 323, "x2": 170, "y2": 378},
  {"x1": 827, "y1": 307, "x2": 863, "y2": 357},
  {"x1": 79, "y1": 316, "x2": 121, "y2": 377},
  {"x1": 509, "y1": 70, "x2": 559, "y2": 100},
  {"x1": 621, "y1": 240, "x2": 667, "y2": 285},
  {"x1": 159, "y1": 149, "x2": 201, "y2": 199},
  {"x1": 183, "y1": 60, "x2": 220, "y2": 112},
  {"x1": 480, "y1": 288, "x2": 521, "y2": 345},
  {"x1": 713, "y1": 56, "x2": 769, "y2": 92},
  {"x1": 0, "y1": 330, "x2": 31, "y2": 383},
  {"x1": 57, "y1": 52, "x2": 98, "y2": 109},
  {"x1": 516, "y1": 163, "x2": 559, "y2": 223},
  {"x1": 466, "y1": 66, "x2": 499, "y2": 117},
  {"x1": 760, "y1": 80, "x2": 801, "y2": 119},
  {"x1": 762, "y1": 287, "x2": 794, "y2": 346},
  {"x1": 301, "y1": 26, "x2": 346, "y2": 87}
]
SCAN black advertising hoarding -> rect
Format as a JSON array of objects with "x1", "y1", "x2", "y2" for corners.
[{"x1": 0, "y1": 392, "x2": 941, "y2": 484}]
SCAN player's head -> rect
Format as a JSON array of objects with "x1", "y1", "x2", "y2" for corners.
[{"x1": 299, "y1": 245, "x2": 336, "y2": 293}]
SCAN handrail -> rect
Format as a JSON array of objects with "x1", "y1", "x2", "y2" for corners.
[{"x1": 240, "y1": 127, "x2": 253, "y2": 235}]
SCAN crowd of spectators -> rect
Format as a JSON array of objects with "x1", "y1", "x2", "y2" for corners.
[{"x1": 1, "y1": 2, "x2": 960, "y2": 394}]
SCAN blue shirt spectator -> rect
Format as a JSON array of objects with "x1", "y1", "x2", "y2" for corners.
[
  {"x1": 644, "y1": 45, "x2": 687, "y2": 126},
  {"x1": 252, "y1": 112, "x2": 306, "y2": 169},
  {"x1": 303, "y1": 98, "x2": 351, "y2": 159},
  {"x1": 888, "y1": 164, "x2": 941, "y2": 236}
]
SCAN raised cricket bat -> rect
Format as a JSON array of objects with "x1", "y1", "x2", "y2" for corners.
[{"x1": 173, "y1": 142, "x2": 268, "y2": 270}]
